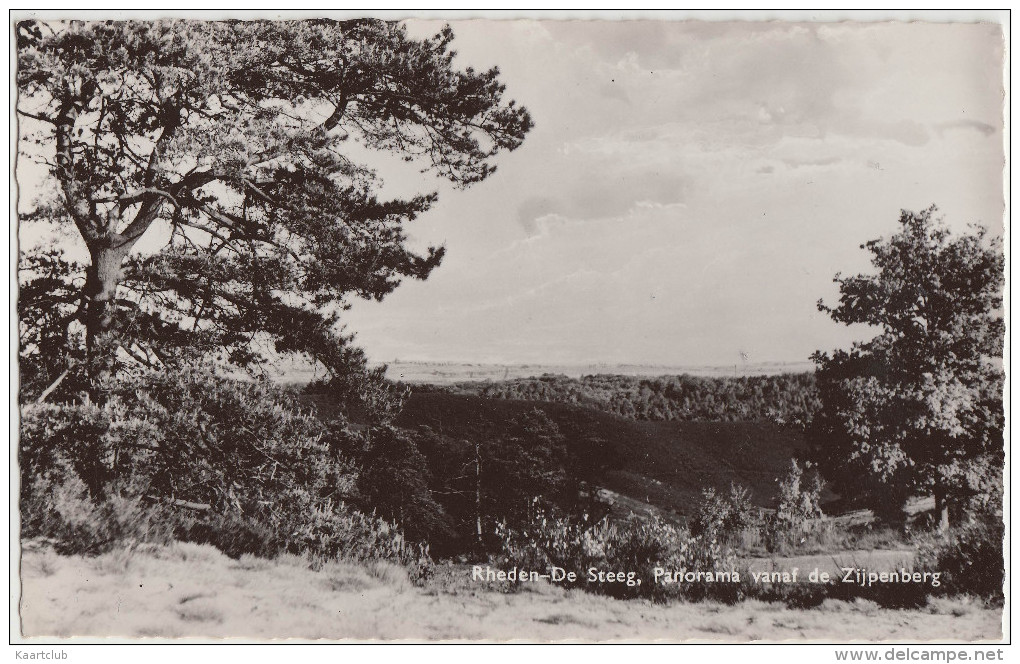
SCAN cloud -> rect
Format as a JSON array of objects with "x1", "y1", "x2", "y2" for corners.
[
  {"x1": 516, "y1": 197, "x2": 562, "y2": 235},
  {"x1": 935, "y1": 119, "x2": 998, "y2": 138},
  {"x1": 781, "y1": 155, "x2": 843, "y2": 169},
  {"x1": 514, "y1": 164, "x2": 689, "y2": 233}
]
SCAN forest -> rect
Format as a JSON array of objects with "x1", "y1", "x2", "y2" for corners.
[{"x1": 449, "y1": 372, "x2": 821, "y2": 423}]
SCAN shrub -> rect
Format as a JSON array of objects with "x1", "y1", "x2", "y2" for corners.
[
  {"x1": 692, "y1": 483, "x2": 759, "y2": 541},
  {"x1": 494, "y1": 505, "x2": 740, "y2": 602},
  {"x1": 762, "y1": 460, "x2": 823, "y2": 553},
  {"x1": 172, "y1": 510, "x2": 284, "y2": 560},
  {"x1": 915, "y1": 518, "x2": 1004, "y2": 601},
  {"x1": 19, "y1": 367, "x2": 431, "y2": 577},
  {"x1": 20, "y1": 460, "x2": 174, "y2": 555},
  {"x1": 288, "y1": 501, "x2": 431, "y2": 568},
  {"x1": 19, "y1": 399, "x2": 175, "y2": 554},
  {"x1": 305, "y1": 366, "x2": 410, "y2": 425},
  {"x1": 484, "y1": 409, "x2": 570, "y2": 526},
  {"x1": 776, "y1": 460, "x2": 823, "y2": 525}
]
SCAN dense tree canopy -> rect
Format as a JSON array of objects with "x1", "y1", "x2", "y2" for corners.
[
  {"x1": 411, "y1": 408, "x2": 570, "y2": 554},
  {"x1": 453, "y1": 372, "x2": 821, "y2": 423},
  {"x1": 810, "y1": 206, "x2": 1004, "y2": 526},
  {"x1": 17, "y1": 19, "x2": 532, "y2": 396}
]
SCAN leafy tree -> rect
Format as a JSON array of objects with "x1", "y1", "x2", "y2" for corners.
[
  {"x1": 692, "y1": 483, "x2": 758, "y2": 539},
  {"x1": 484, "y1": 408, "x2": 569, "y2": 523},
  {"x1": 352, "y1": 424, "x2": 453, "y2": 543},
  {"x1": 16, "y1": 19, "x2": 532, "y2": 394},
  {"x1": 460, "y1": 372, "x2": 821, "y2": 423},
  {"x1": 810, "y1": 206, "x2": 1004, "y2": 529},
  {"x1": 405, "y1": 409, "x2": 570, "y2": 553},
  {"x1": 18, "y1": 250, "x2": 88, "y2": 399}
]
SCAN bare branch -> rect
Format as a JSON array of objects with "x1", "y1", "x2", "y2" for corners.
[{"x1": 35, "y1": 368, "x2": 70, "y2": 404}]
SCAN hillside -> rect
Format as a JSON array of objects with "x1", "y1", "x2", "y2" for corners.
[
  {"x1": 395, "y1": 391, "x2": 808, "y2": 517},
  {"x1": 447, "y1": 372, "x2": 821, "y2": 423}
]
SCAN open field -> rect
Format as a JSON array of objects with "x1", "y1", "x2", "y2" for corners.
[{"x1": 18, "y1": 541, "x2": 1001, "y2": 642}]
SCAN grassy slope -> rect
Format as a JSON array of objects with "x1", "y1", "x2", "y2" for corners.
[
  {"x1": 394, "y1": 392, "x2": 808, "y2": 516},
  {"x1": 19, "y1": 541, "x2": 1000, "y2": 641}
]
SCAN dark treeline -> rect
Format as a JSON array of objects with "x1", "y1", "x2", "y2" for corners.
[
  {"x1": 303, "y1": 390, "x2": 630, "y2": 557},
  {"x1": 450, "y1": 373, "x2": 821, "y2": 423}
]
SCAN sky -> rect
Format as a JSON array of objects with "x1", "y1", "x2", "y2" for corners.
[
  {"x1": 338, "y1": 15, "x2": 1007, "y2": 367},
  {"x1": 337, "y1": 17, "x2": 1006, "y2": 366},
  {"x1": 16, "y1": 14, "x2": 1006, "y2": 369}
]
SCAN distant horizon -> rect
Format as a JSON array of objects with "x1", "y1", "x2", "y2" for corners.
[
  {"x1": 364, "y1": 358, "x2": 816, "y2": 368},
  {"x1": 274, "y1": 355, "x2": 820, "y2": 385}
]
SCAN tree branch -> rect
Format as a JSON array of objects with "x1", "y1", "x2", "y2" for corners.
[
  {"x1": 16, "y1": 108, "x2": 57, "y2": 126},
  {"x1": 35, "y1": 368, "x2": 70, "y2": 404},
  {"x1": 54, "y1": 99, "x2": 99, "y2": 246}
]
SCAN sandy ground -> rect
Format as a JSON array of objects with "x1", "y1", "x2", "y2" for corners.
[{"x1": 17, "y1": 541, "x2": 1003, "y2": 643}]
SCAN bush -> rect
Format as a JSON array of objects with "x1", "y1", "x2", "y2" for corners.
[
  {"x1": 762, "y1": 460, "x2": 823, "y2": 553},
  {"x1": 20, "y1": 462, "x2": 174, "y2": 555},
  {"x1": 288, "y1": 501, "x2": 431, "y2": 569},
  {"x1": 692, "y1": 483, "x2": 759, "y2": 541},
  {"x1": 305, "y1": 366, "x2": 410, "y2": 425},
  {"x1": 494, "y1": 505, "x2": 740, "y2": 602},
  {"x1": 915, "y1": 518, "x2": 1004, "y2": 601},
  {"x1": 19, "y1": 367, "x2": 431, "y2": 577},
  {"x1": 688, "y1": 465, "x2": 834, "y2": 556},
  {"x1": 735, "y1": 517, "x2": 1004, "y2": 609}
]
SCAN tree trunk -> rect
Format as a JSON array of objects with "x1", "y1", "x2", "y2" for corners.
[
  {"x1": 475, "y1": 441, "x2": 483, "y2": 549},
  {"x1": 933, "y1": 482, "x2": 951, "y2": 535},
  {"x1": 84, "y1": 242, "x2": 128, "y2": 395}
]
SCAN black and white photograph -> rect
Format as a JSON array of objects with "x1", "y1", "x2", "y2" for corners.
[{"x1": 11, "y1": 9, "x2": 1008, "y2": 647}]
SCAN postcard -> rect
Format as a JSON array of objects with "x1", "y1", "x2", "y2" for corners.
[{"x1": 12, "y1": 9, "x2": 1008, "y2": 648}]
